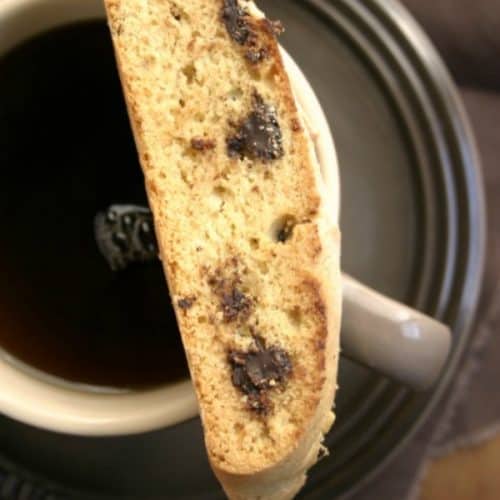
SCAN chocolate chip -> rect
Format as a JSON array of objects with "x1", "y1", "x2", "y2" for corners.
[
  {"x1": 226, "y1": 92, "x2": 284, "y2": 162},
  {"x1": 221, "y1": 0, "x2": 282, "y2": 61},
  {"x1": 228, "y1": 336, "x2": 292, "y2": 415},
  {"x1": 231, "y1": 363, "x2": 254, "y2": 394},
  {"x1": 178, "y1": 296, "x2": 196, "y2": 310},
  {"x1": 226, "y1": 135, "x2": 246, "y2": 156},
  {"x1": 208, "y1": 262, "x2": 252, "y2": 323},
  {"x1": 221, "y1": 288, "x2": 252, "y2": 323},
  {"x1": 191, "y1": 137, "x2": 216, "y2": 151},
  {"x1": 246, "y1": 351, "x2": 276, "y2": 388},
  {"x1": 221, "y1": 0, "x2": 250, "y2": 45}
]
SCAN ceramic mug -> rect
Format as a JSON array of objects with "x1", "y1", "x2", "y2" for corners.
[{"x1": 0, "y1": 0, "x2": 451, "y2": 436}]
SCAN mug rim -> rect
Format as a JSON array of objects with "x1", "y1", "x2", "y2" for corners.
[{"x1": 0, "y1": 0, "x2": 339, "y2": 436}]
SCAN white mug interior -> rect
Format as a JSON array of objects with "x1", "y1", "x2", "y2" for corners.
[{"x1": 0, "y1": 0, "x2": 340, "y2": 436}]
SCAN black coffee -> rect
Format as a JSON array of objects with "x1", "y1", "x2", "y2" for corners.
[{"x1": 0, "y1": 21, "x2": 189, "y2": 389}]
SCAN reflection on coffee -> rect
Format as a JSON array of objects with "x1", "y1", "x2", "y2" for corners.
[{"x1": 0, "y1": 21, "x2": 189, "y2": 389}]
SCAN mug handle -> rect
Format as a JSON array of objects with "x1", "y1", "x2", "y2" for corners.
[{"x1": 341, "y1": 274, "x2": 452, "y2": 391}]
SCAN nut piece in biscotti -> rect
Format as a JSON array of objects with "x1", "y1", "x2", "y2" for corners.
[{"x1": 103, "y1": 0, "x2": 341, "y2": 498}]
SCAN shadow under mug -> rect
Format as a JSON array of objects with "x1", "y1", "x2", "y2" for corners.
[{"x1": 0, "y1": 0, "x2": 450, "y2": 437}]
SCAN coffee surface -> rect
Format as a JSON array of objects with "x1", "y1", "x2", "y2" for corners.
[{"x1": 0, "y1": 21, "x2": 189, "y2": 388}]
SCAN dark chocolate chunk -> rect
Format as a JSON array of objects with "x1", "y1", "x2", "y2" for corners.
[
  {"x1": 228, "y1": 336, "x2": 292, "y2": 415},
  {"x1": 221, "y1": 0, "x2": 282, "y2": 53},
  {"x1": 191, "y1": 137, "x2": 216, "y2": 151},
  {"x1": 226, "y1": 92, "x2": 284, "y2": 162},
  {"x1": 178, "y1": 296, "x2": 196, "y2": 310},
  {"x1": 221, "y1": 288, "x2": 252, "y2": 323},
  {"x1": 226, "y1": 135, "x2": 246, "y2": 156},
  {"x1": 231, "y1": 360, "x2": 255, "y2": 394},
  {"x1": 208, "y1": 260, "x2": 253, "y2": 323},
  {"x1": 221, "y1": 0, "x2": 250, "y2": 45}
]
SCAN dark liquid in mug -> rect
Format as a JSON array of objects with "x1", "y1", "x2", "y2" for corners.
[{"x1": 0, "y1": 21, "x2": 189, "y2": 388}]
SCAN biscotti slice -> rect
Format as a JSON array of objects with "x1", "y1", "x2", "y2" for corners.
[{"x1": 104, "y1": 0, "x2": 341, "y2": 498}]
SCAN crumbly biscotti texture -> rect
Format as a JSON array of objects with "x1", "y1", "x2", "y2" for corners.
[{"x1": 104, "y1": 1, "x2": 341, "y2": 498}]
